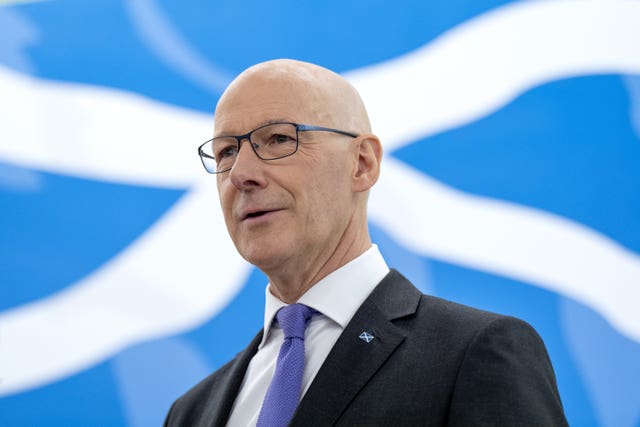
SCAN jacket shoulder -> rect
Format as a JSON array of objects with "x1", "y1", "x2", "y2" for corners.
[
  {"x1": 164, "y1": 357, "x2": 237, "y2": 427},
  {"x1": 164, "y1": 330, "x2": 263, "y2": 427}
]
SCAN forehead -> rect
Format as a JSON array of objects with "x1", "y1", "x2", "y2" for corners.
[{"x1": 214, "y1": 72, "x2": 329, "y2": 135}]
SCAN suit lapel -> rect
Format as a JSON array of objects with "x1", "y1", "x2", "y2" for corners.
[
  {"x1": 204, "y1": 330, "x2": 263, "y2": 427},
  {"x1": 291, "y1": 270, "x2": 421, "y2": 426}
]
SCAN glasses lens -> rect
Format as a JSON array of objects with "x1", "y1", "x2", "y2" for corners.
[
  {"x1": 200, "y1": 137, "x2": 237, "y2": 173},
  {"x1": 199, "y1": 123, "x2": 299, "y2": 174},
  {"x1": 199, "y1": 138, "x2": 236, "y2": 173},
  {"x1": 198, "y1": 140, "x2": 218, "y2": 173},
  {"x1": 252, "y1": 123, "x2": 298, "y2": 160}
]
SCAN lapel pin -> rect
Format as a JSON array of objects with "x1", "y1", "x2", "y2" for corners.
[{"x1": 359, "y1": 331, "x2": 374, "y2": 343}]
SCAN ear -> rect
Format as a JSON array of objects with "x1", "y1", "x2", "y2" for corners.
[{"x1": 352, "y1": 134, "x2": 383, "y2": 192}]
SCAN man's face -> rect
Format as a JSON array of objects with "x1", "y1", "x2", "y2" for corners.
[{"x1": 214, "y1": 73, "x2": 357, "y2": 275}]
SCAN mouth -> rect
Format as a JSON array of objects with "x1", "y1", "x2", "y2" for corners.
[{"x1": 242, "y1": 208, "x2": 282, "y2": 221}]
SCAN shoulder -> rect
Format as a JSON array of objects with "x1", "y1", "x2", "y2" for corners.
[
  {"x1": 177, "y1": 357, "x2": 236, "y2": 405},
  {"x1": 402, "y1": 283, "x2": 567, "y2": 425},
  {"x1": 337, "y1": 269, "x2": 567, "y2": 425},
  {"x1": 417, "y1": 292, "x2": 540, "y2": 342},
  {"x1": 370, "y1": 270, "x2": 551, "y2": 383},
  {"x1": 164, "y1": 329, "x2": 263, "y2": 427},
  {"x1": 378, "y1": 269, "x2": 516, "y2": 344},
  {"x1": 164, "y1": 357, "x2": 237, "y2": 427},
  {"x1": 390, "y1": 271, "x2": 554, "y2": 381}
]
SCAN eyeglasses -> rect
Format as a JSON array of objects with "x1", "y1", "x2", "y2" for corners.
[{"x1": 198, "y1": 122, "x2": 359, "y2": 174}]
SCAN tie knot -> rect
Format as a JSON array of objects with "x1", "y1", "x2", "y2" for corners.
[{"x1": 276, "y1": 303, "x2": 316, "y2": 339}]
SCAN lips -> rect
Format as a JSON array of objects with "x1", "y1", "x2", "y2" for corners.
[
  {"x1": 240, "y1": 208, "x2": 282, "y2": 221},
  {"x1": 244, "y1": 210, "x2": 269, "y2": 219}
]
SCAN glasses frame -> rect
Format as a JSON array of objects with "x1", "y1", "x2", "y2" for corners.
[{"x1": 198, "y1": 121, "x2": 359, "y2": 174}]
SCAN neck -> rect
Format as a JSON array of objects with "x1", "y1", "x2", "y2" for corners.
[{"x1": 265, "y1": 225, "x2": 371, "y2": 304}]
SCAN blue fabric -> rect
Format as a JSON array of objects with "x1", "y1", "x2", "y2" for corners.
[{"x1": 257, "y1": 304, "x2": 316, "y2": 427}]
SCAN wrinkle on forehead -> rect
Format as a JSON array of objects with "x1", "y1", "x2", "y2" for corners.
[{"x1": 215, "y1": 59, "x2": 371, "y2": 134}]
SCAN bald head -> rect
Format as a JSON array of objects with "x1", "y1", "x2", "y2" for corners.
[
  {"x1": 214, "y1": 59, "x2": 371, "y2": 135},
  {"x1": 212, "y1": 59, "x2": 382, "y2": 300}
]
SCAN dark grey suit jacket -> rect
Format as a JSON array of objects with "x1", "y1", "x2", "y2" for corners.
[{"x1": 165, "y1": 270, "x2": 567, "y2": 426}]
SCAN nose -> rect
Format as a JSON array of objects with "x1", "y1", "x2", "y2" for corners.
[{"x1": 228, "y1": 137, "x2": 266, "y2": 190}]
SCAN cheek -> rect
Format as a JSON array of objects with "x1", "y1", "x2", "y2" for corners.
[
  {"x1": 302, "y1": 166, "x2": 352, "y2": 229},
  {"x1": 217, "y1": 182, "x2": 236, "y2": 233}
]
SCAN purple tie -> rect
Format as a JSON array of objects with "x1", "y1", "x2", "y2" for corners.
[{"x1": 257, "y1": 303, "x2": 316, "y2": 427}]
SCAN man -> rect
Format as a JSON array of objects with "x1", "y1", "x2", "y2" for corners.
[{"x1": 165, "y1": 59, "x2": 567, "y2": 426}]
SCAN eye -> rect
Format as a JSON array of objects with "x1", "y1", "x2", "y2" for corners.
[
  {"x1": 214, "y1": 141, "x2": 239, "y2": 160},
  {"x1": 273, "y1": 134, "x2": 295, "y2": 144}
]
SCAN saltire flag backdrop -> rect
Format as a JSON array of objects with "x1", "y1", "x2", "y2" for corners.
[{"x1": 1, "y1": 0, "x2": 639, "y2": 426}]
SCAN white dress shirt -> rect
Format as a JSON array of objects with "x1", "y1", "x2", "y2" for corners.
[{"x1": 226, "y1": 245, "x2": 390, "y2": 427}]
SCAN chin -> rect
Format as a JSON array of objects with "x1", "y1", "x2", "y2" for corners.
[
  {"x1": 238, "y1": 240, "x2": 281, "y2": 266},
  {"x1": 240, "y1": 242, "x2": 290, "y2": 271}
]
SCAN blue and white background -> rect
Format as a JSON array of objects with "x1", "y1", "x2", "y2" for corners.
[{"x1": 1, "y1": 0, "x2": 639, "y2": 426}]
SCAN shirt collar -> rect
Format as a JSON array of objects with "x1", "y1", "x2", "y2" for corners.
[{"x1": 260, "y1": 244, "x2": 389, "y2": 348}]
